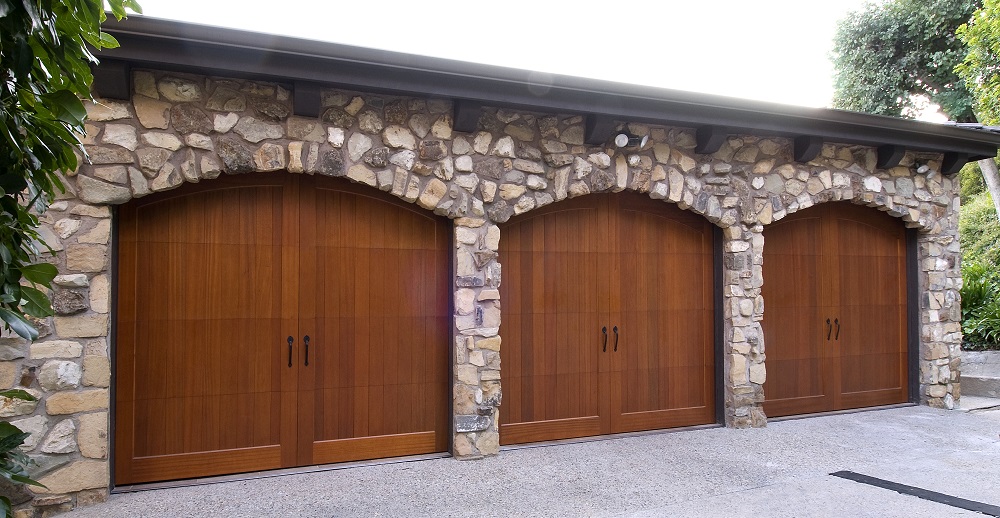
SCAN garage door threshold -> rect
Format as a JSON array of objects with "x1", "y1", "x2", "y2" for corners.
[
  {"x1": 500, "y1": 422, "x2": 724, "y2": 452},
  {"x1": 112, "y1": 452, "x2": 451, "y2": 494}
]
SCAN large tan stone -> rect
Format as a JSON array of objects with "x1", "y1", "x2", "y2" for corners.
[
  {"x1": 35, "y1": 460, "x2": 107, "y2": 494},
  {"x1": 45, "y1": 389, "x2": 109, "y2": 415},
  {"x1": 66, "y1": 245, "x2": 108, "y2": 272},
  {"x1": 729, "y1": 354, "x2": 749, "y2": 385},
  {"x1": 133, "y1": 95, "x2": 170, "y2": 129},
  {"x1": 89, "y1": 274, "x2": 109, "y2": 314},
  {"x1": 53, "y1": 315, "x2": 108, "y2": 338},
  {"x1": 78, "y1": 412, "x2": 108, "y2": 459},
  {"x1": 82, "y1": 356, "x2": 111, "y2": 387},
  {"x1": 30, "y1": 340, "x2": 83, "y2": 359},
  {"x1": 78, "y1": 220, "x2": 111, "y2": 245},
  {"x1": 75, "y1": 176, "x2": 131, "y2": 205},
  {"x1": 0, "y1": 361, "x2": 15, "y2": 388}
]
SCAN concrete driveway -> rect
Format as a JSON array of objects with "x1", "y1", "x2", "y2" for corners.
[{"x1": 65, "y1": 399, "x2": 1000, "y2": 517}]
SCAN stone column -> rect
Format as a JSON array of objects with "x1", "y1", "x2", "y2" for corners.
[
  {"x1": 452, "y1": 218, "x2": 502, "y2": 457},
  {"x1": 722, "y1": 224, "x2": 767, "y2": 427}
]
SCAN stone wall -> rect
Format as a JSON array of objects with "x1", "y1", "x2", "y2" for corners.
[{"x1": 0, "y1": 68, "x2": 963, "y2": 515}]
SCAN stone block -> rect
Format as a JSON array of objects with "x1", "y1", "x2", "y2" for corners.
[
  {"x1": 75, "y1": 176, "x2": 131, "y2": 205},
  {"x1": 133, "y1": 95, "x2": 170, "y2": 129},
  {"x1": 0, "y1": 361, "x2": 15, "y2": 388},
  {"x1": 78, "y1": 412, "x2": 108, "y2": 459},
  {"x1": 40, "y1": 418, "x2": 77, "y2": 453},
  {"x1": 34, "y1": 459, "x2": 107, "y2": 494},
  {"x1": 89, "y1": 275, "x2": 110, "y2": 314},
  {"x1": 38, "y1": 360, "x2": 82, "y2": 391},
  {"x1": 82, "y1": 356, "x2": 111, "y2": 387},
  {"x1": 45, "y1": 389, "x2": 109, "y2": 415},
  {"x1": 0, "y1": 389, "x2": 40, "y2": 417},
  {"x1": 67, "y1": 245, "x2": 108, "y2": 272},
  {"x1": 53, "y1": 315, "x2": 108, "y2": 338},
  {"x1": 10, "y1": 414, "x2": 48, "y2": 450},
  {"x1": 30, "y1": 341, "x2": 83, "y2": 359}
]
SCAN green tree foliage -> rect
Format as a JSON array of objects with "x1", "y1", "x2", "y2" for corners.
[
  {"x1": 832, "y1": 0, "x2": 979, "y2": 121},
  {"x1": 957, "y1": 0, "x2": 1000, "y2": 125},
  {"x1": 0, "y1": 390, "x2": 43, "y2": 518},
  {"x1": 961, "y1": 190, "x2": 1000, "y2": 266},
  {"x1": 0, "y1": 0, "x2": 140, "y2": 340}
]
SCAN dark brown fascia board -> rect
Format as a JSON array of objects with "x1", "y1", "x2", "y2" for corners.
[{"x1": 95, "y1": 16, "x2": 1000, "y2": 165}]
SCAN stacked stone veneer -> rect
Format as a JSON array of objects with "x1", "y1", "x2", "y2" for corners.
[{"x1": 0, "y1": 68, "x2": 963, "y2": 514}]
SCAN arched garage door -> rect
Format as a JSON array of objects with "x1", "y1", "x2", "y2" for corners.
[
  {"x1": 115, "y1": 175, "x2": 451, "y2": 484},
  {"x1": 498, "y1": 193, "x2": 716, "y2": 445},
  {"x1": 761, "y1": 202, "x2": 909, "y2": 418}
]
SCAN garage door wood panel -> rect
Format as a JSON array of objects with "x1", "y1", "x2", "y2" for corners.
[
  {"x1": 499, "y1": 193, "x2": 715, "y2": 445},
  {"x1": 299, "y1": 181, "x2": 451, "y2": 465},
  {"x1": 499, "y1": 196, "x2": 608, "y2": 444},
  {"x1": 762, "y1": 203, "x2": 907, "y2": 418},
  {"x1": 614, "y1": 197, "x2": 715, "y2": 432},
  {"x1": 116, "y1": 175, "x2": 449, "y2": 484},
  {"x1": 117, "y1": 177, "x2": 297, "y2": 483}
]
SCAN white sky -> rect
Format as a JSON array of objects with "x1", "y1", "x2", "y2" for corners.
[{"x1": 131, "y1": 0, "x2": 877, "y2": 109}]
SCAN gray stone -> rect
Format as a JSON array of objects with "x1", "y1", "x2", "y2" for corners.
[
  {"x1": 52, "y1": 290, "x2": 87, "y2": 315},
  {"x1": 158, "y1": 76, "x2": 202, "y2": 102},
  {"x1": 419, "y1": 140, "x2": 447, "y2": 161},
  {"x1": 170, "y1": 104, "x2": 213, "y2": 134},
  {"x1": 86, "y1": 146, "x2": 133, "y2": 165},
  {"x1": 384, "y1": 100, "x2": 408, "y2": 125},
  {"x1": 53, "y1": 274, "x2": 88, "y2": 288},
  {"x1": 214, "y1": 112, "x2": 239, "y2": 133},
  {"x1": 151, "y1": 163, "x2": 182, "y2": 191},
  {"x1": 321, "y1": 107, "x2": 355, "y2": 128},
  {"x1": 363, "y1": 148, "x2": 389, "y2": 168},
  {"x1": 100, "y1": 124, "x2": 138, "y2": 151},
  {"x1": 454, "y1": 414, "x2": 491, "y2": 433},
  {"x1": 137, "y1": 148, "x2": 172, "y2": 175},
  {"x1": 358, "y1": 110, "x2": 384, "y2": 134},
  {"x1": 205, "y1": 87, "x2": 246, "y2": 112},
  {"x1": 10, "y1": 414, "x2": 47, "y2": 451},
  {"x1": 287, "y1": 118, "x2": 325, "y2": 142},
  {"x1": 383, "y1": 125, "x2": 417, "y2": 150},
  {"x1": 76, "y1": 175, "x2": 131, "y2": 204},
  {"x1": 474, "y1": 161, "x2": 505, "y2": 180},
  {"x1": 389, "y1": 150, "x2": 416, "y2": 170},
  {"x1": 251, "y1": 98, "x2": 290, "y2": 121},
  {"x1": 348, "y1": 133, "x2": 373, "y2": 161},
  {"x1": 317, "y1": 150, "x2": 345, "y2": 176},
  {"x1": 0, "y1": 344, "x2": 25, "y2": 360},
  {"x1": 39, "y1": 360, "x2": 82, "y2": 391},
  {"x1": 217, "y1": 138, "x2": 255, "y2": 174},
  {"x1": 92, "y1": 166, "x2": 128, "y2": 185},
  {"x1": 234, "y1": 117, "x2": 284, "y2": 143},
  {"x1": 40, "y1": 419, "x2": 77, "y2": 454}
]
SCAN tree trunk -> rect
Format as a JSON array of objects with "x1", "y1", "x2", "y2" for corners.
[{"x1": 979, "y1": 158, "x2": 1000, "y2": 221}]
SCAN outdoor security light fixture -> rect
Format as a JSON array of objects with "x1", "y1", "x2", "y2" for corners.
[{"x1": 613, "y1": 131, "x2": 648, "y2": 149}]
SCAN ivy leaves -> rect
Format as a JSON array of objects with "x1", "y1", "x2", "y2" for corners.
[{"x1": 0, "y1": 0, "x2": 140, "y2": 341}]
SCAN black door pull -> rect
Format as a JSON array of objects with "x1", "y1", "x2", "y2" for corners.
[
  {"x1": 602, "y1": 326, "x2": 608, "y2": 352},
  {"x1": 613, "y1": 326, "x2": 619, "y2": 352},
  {"x1": 834, "y1": 319, "x2": 840, "y2": 340},
  {"x1": 287, "y1": 336, "x2": 293, "y2": 368},
  {"x1": 304, "y1": 335, "x2": 310, "y2": 366},
  {"x1": 826, "y1": 318, "x2": 832, "y2": 341}
]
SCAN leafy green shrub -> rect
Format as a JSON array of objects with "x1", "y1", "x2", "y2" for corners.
[
  {"x1": 961, "y1": 261, "x2": 1000, "y2": 349},
  {"x1": 960, "y1": 190, "x2": 1000, "y2": 268},
  {"x1": 0, "y1": 390, "x2": 44, "y2": 518}
]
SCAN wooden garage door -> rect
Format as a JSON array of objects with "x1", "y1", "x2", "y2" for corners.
[
  {"x1": 499, "y1": 193, "x2": 715, "y2": 445},
  {"x1": 115, "y1": 175, "x2": 450, "y2": 485},
  {"x1": 761, "y1": 203, "x2": 908, "y2": 418}
]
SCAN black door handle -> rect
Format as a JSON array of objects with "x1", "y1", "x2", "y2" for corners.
[
  {"x1": 613, "y1": 326, "x2": 619, "y2": 352},
  {"x1": 287, "y1": 336, "x2": 293, "y2": 368},
  {"x1": 304, "y1": 335, "x2": 310, "y2": 366},
  {"x1": 834, "y1": 319, "x2": 840, "y2": 341},
  {"x1": 602, "y1": 326, "x2": 608, "y2": 352},
  {"x1": 826, "y1": 319, "x2": 832, "y2": 341}
]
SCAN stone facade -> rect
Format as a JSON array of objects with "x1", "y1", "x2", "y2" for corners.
[{"x1": 0, "y1": 68, "x2": 963, "y2": 515}]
